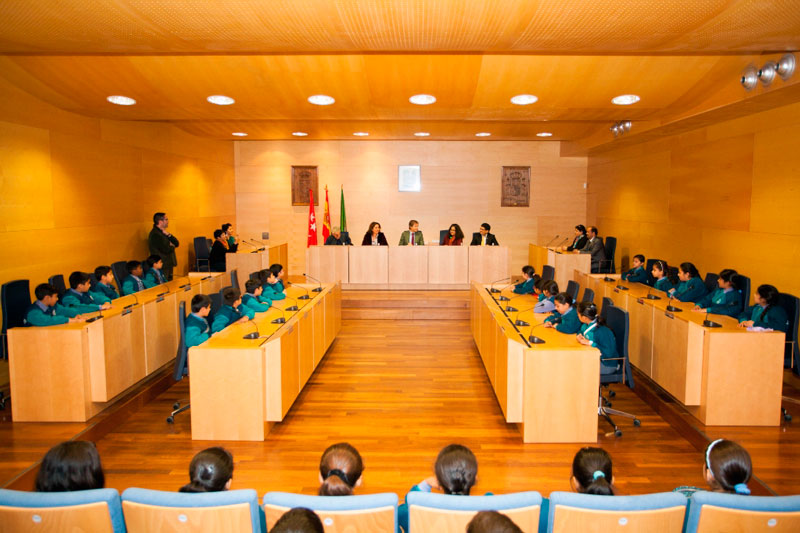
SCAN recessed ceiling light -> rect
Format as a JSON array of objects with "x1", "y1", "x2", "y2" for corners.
[
  {"x1": 232, "y1": 132, "x2": 247, "y2": 137},
  {"x1": 475, "y1": 132, "x2": 491, "y2": 137},
  {"x1": 292, "y1": 131, "x2": 308, "y2": 137},
  {"x1": 353, "y1": 132, "x2": 369, "y2": 136},
  {"x1": 308, "y1": 94, "x2": 335, "y2": 106},
  {"x1": 611, "y1": 94, "x2": 640, "y2": 105},
  {"x1": 207, "y1": 95, "x2": 235, "y2": 106},
  {"x1": 536, "y1": 132, "x2": 553, "y2": 137},
  {"x1": 414, "y1": 132, "x2": 430, "y2": 137},
  {"x1": 409, "y1": 94, "x2": 436, "y2": 105},
  {"x1": 106, "y1": 95, "x2": 136, "y2": 106},
  {"x1": 510, "y1": 94, "x2": 538, "y2": 105}
]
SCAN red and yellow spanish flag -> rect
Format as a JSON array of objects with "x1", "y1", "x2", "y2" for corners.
[{"x1": 322, "y1": 185, "x2": 331, "y2": 242}]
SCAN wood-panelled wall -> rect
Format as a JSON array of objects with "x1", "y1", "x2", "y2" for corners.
[
  {"x1": 587, "y1": 101, "x2": 800, "y2": 301},
  {"x1": 0, "y1": 75, "x2": 235, "y2": 306},
  {"x1": 235, "y1": 140, "x2": 587, "y2": 274}
]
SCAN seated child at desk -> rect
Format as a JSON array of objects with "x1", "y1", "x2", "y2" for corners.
[
  {"x1": 270, "y1": 263, "x2": 286, "y2": 293},
  {"x1": 24, "y1": 283, "x2": 84, "y2": 326},
  {"x1": 651, "y1": 260, "x2": 676, "y2": 293},
  {"x1": 534, "y1": 280, "x2": 559, "y2": 313},
  {"x1": 243, "y1": 279, "x2": 270, "y2": 313},
  {"x1": 261, "y1": 268, "x2": 286, "y2": 301},
  {"x1": 211, "y1": 287, "x2": 251, "y2": 333},
  {"x1": 512, "y1": 265, "x2": 538, "y2": 294},
  {"x1": 668, "y1": 262, "x2": 707, "y2": 303},
  {"x1": 121, "y1": 260, "x2": 146, "y2": 295},
  {"x1": 91, "y1": 266, "x2": 119, "y2": 303},
  {"x1": 543, "y1": 292, "x2": 581, "y2": 333},
  {"x1": 738, "y1": 284, "x2": 789, "y2": 332},
  {"x1": 621, "y1": 254, "x2": 648, "y2": 284},
  {"x1": 61, "y1": 271, "x2": 111, "y2": 314},
  {"x1": 575, "y1": 302, "x2": 619, "y2": 375},
  {"x1": 693, "y1": 269, "x2": 742, "y2": 317},
  {"x1": 186, "y1": 294, "x2": 212, "y2": 348},
  {"x1": 144, "y1": 254, "x2": 167, "y2": 288}
]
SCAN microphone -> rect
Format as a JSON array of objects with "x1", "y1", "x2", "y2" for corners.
[
  {"x1": 497, "y1": 281, "x2": 517, "y2": 301},
  {"x1": 645, "y1": 287, "x2": 661, "y2": 300},
  {"x1": 544, "y1": 234, "x2": 560, "y2": 246},
  {"x1": 201, "y1": 275, "x2": 212, "y2": 281},
  {"x1": 527, "y1": 322, "x2": 548, "y2": 344},
  {"x1": 242, "y1": 319, "x2": 261, "y2": 339},
  {"x1": 504, "y1": 293, "x2": 528, "y2": 313},
  {"x1": 303, "y1": 272, "x2": 324, "y2": 292},
  {"x1": 269, "y1": 304, "x2": 287, "y2": 324},
  {"x1": 511, "y1": 304, "x2": 537, "y2": 327},
  {"x1": 124, "y1": 293, "x2": 140, "y2": 310},
  {"x1": 666, "y1": 294, "x2": 682, "y2": 313},
  {"x1": 248, "y1": 239, "x2": 266, "y2": 251},
  {"x1": 615, "y1": 280, "x2": 629, "y2": 291},
  {"x1": 295, "y1": 283, "x2": 311, "y2": 300},
  {"x1": 702, "y1": 310, "x2": 722, "y2": 328},
  {"x1": 489, "y1": 277, "x2": 511, "y2": 294},
  {"x1": 554, "y1": 237, "x2": 570, "y2": 249},
  {"x1": 284, "y1": 296, "x2": 299, "y2": 312}
]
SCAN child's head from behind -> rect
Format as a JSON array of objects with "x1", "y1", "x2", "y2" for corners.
[
  {"x1": 318, "y1": 442, "x2": 363, "y2": 496},
  {"x1": 222, "y1": 287, "x2": 242, "y2": 307},
  {"x1": 571, "y1": 447, "x2": 614, "y2": 496},
  {"x1": 35, "y1": 441, "x2": 104, "y2": 492},
  {"x1": 271, "y1": 507, "x2": 324, "y2": 533},
  {"x1": 467, "y1": 511, "x2": 522, "y2": 533},
  {"x1": 704, "y1": 439, "x2": 752, "y2": 495},
  {"x1": 179, "y1": 447, "x2": 234, "y2": 493},
  {"x1": 435, "y1": 444, "x2": 477, "y2": 495},
  {"x1": 245, "y1": 279, "x2": 262, "y2": 296},
  {"x1": 191, "y1": 294, "x2": 212, "y2": 316}
]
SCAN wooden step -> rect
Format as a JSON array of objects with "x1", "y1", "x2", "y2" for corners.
[{"x1": 342, "y1": 290, "x2": 470, "y2": 319}]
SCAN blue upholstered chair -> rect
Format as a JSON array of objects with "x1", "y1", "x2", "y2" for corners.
[
  {"x1": 541, "y1": 265, "x2": 555, "y2": 282},
  {"x1": 546, "y1": 491, "x2": 687, "y2": 533},
  {"x1": 0, "y1": 488, "x2": 125, "y2": 533},
  {"x1": 263, "y1": 491, "x2": 397, "y2": 533},
  {"x1": 581, "y1": 287, "x2": 595, "y2": 304},
  {"x1": 406, "y1": 491, "x2": 542, "y2": 533},
  {"x1": 685, "y1": 491, "x2": 800, "y2": 533},
  {"x1": 122, "y1": 487, "x2": 263, "y2": 533},
  {"x1": 566, "y1": 280, "x2": 580, "y2": 302}
]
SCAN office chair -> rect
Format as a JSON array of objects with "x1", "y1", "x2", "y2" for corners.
[
  {"x1": 48, "y1": 274, "x2": 66, "y2": 300},
  {"x1": 194, "y1": 236, "x2": 210, "y2": 272},
  {"x1": 0, "y1": 279, "x2": 30, "y2": 408},
  {"x1": 0, "y1": 488, "x2": 126, "y2": 533},
  {"x1": 566, "y1": 280, "x2": 579, "y2": 302},
  {"x1": 209, "y1": 292, "x2": 222, "y2": 320},
  {"x1": 644, "y1": 258, "x2": 663, "y2": 286},
  {"x1": 736, "y1": 273, "x2": 751, "y2": 312},
  {"x1": 581, "y1": 287, "x2": 595, "y2": 304},
  {"x1": 439, "y1": 229, "x2": 449, "y2": 243},
  {"x1": 599, "y1": 296, "x2": 613, "y2": 322},
  {"x1": 230, "y1": 269, "x2": 239, "y2": 292},
  {"x1": 600, "y1": 305, "x2": 639, "y2": 436},
  {"x1": 598, "y1": 236, "x2": 616, "y2": 274},
  {"x1": 110, "y1": 261, "x2": 128, "y2": 294},
  {"x1": 704, "y1": 272, "x2": 719, "y2": 295},
  {"x1": 779, "y1": 293, "x2": 800, "y2": 421},
  {"x1": 167, "y1": 301, "x2": 190, "y2": 423},
  {"x1": 541, "y1": 265, "x2": 555, "y2": 281}
]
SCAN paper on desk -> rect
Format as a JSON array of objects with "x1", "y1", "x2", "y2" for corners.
[{"x1": 747, "y1": 326, "x2": 774, "y2": 332}]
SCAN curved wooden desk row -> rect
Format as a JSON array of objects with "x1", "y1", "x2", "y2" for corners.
[
  {"x1": 307, "y1": 245, "x2": 510, "y2": 289},
  {"x1": 529, "y1": 244, "x2": 592, "y2": 294},
  {"x1": 470, "y1": 282, "x2": 600, "y2": 443},
  {"x1": 225, "y1": 243, "x2": 289, "y2": 286},
  {"x1": 188, "y1": 282, "x2": 342, "y2": 441},
  {"x1": 574, "y1": 271, "x2": 784, "y2": 426},
  {"x1": 8, "y1": 272, "x2": 228, "y2": 422}
]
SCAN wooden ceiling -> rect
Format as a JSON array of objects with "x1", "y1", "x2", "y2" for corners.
[{"x1": 0, "y1": 1, "x2": 798, "y2": 147}]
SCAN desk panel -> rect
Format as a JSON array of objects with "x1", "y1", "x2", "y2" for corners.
[
  {"x1": 348, "y1": 246, "x2": 389, "y2": 284},
  {"x1": 88, "y1": 306, "x2": 146, "y2": 402},
  {"x1": 227, "y1": 251, "x2": 270, "y2": 281},
  {"x1": 389, "y1": 247, "x2": 428, "y2": 284},
  {"x1": 306, "y1": 246, "x2": 349, "y2": 283},
  {"x1": 428, "y1": 246, "x2": 469, "y2": 284},
  {"x1": 469, "y1": 246, "x2": 510, "y2": 284},
  {"x1": 143, "y1": 292, "x2": 179, "y2": 375}
]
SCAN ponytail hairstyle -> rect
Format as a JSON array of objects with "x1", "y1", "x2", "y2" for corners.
[
  {"x1": 534, "y1": 278, "x2": 548, "y2": 292},
  {"x1": 756, "y1": 284, "x2": 780, "y2": 316},
  {"x1": 467, "y1": 510, "x2": 523, "y2": 533},
  {"x1": 705, "y1": 439, "x2": 752, "y2": 495},
  {"x1": 553, "y1": 292, "x2": 573, "y2": 306},
  {"x1": 575, "y1": 224, "x2": 587, "y2": 236},
  {"x1": 679, "y1": 262, "x2": 701, "y2": 280},
  {"x1": 654, "y1": 260, "x2": 680, "y2": 286},
  {"x1": 521, "y1": 265, "x2": 535, "y2": 278},
  {"x1": 577, "y1": 301, "x2": 605, "y2": 326},
  {"x1": 319, "y1": 443, "x2": 363, "y2": 496},
  {"x1": 572, "y1": 447, "x2": 614, "y2": 496},
  {"x1": 179, "y1": 447, "x2": 233, "y2": 493},
  {"x1": 545, "y1": 280, "x2": 560, "y2": 296},
  {"x1": 718, "y1": 269, "x2": 740, "y2": 291},
  {"x1": 434, "y1": 444, "x2": 478, "y2": 495}
]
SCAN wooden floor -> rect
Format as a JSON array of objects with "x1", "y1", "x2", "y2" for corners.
[{"x1": 2, "y1": 304, "x2": 800, "y2": 498}]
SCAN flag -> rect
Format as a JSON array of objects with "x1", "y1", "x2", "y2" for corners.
[
  {"x1": 307, "y1": 189, "x2": 318, "y2": 247},
  {"x1": 322, "y1": 185, "x2": 331, "y2": 242},
  {"x1": 339, "y1": 186, "x2": 347, "y2": 232}
]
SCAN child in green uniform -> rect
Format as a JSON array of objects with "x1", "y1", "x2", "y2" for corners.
[
  {"x1": 144, "y1": 254, "x2": 167, "y2": 288},
  {"x1": 543, "y1": 292, "x2": 581, "y2": 333},
  {"x1": 121, "y1": 260, "x2": 146, "y2": 295},
  {"x1": 651, "y1": 260, "x2": 676, "y2": 293},
  {"x1": 693, "y1": 269, "x2": 743, "y2": 317},
  {"x1": 61, "y1": 272, "x2": 111, "y2": 314},
  {"x1": 242, "y1": 279, "x2": 270, "y2": 313},
  {"x1": 534, "y1": 280, "x2": 559, "y2": 313},
  {"x1": 738, "y1": 284, "x2": 789, "y2": 332},
  {"x1": 270, "y1": 263, "x2": 287, "y2": 293},
  {"x1": 513, "y1": 265, "x2": 537, "y2": 294},
  {"x1": 91, "y1": 266, "x2": 119, "y2": 303},
  {"x1": 211, "y1": 287, "x2": 250, "y2": 333},
  {"x1": 575, "y1": 302, "x2": 619, "y2": 375},
  {"x1": 186, "y1": 294, "x2": 212, "y2": 348},
  {"x1": 621, "y1": 254, "x2": 648, "y2": 284},
  {"x1": 262, "y1": 268, "x2": 286, "y2": 301},
  {"x1": 668, "y1": 262, "x2": 707, "y2": 303},
  {"x1": 24, "y1": 284, "x2": 84, "y2": 326}
]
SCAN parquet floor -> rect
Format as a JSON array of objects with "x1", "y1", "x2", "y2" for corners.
[{"x1": 2, "y1": 315, "x2": 800, "y2": 499}]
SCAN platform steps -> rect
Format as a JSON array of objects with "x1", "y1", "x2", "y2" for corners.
[{"x1": 342, "y1": 290, "x2": 470, "y2": 320}]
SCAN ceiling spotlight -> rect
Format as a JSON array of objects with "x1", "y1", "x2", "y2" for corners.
[
  {"x1": 353, "y1": 132, "x2": 369, "y2": 136},
  {"x1": 207, "y1": 95, "x2": 235, "y2": 105},
  {"x1": 609, "y1": 120, "x2": 633, "y2": 138},
  {"x1": 610, "y1": 125, "x2": 620, "y2": 137},
  {"x1": 414, "y1": 132, "x2": 430, "y2": 137},
  {"x1": 536, "y1": 132, "x2": 553, "y2": 137},
  {"x1": 307, "y1": 94, "x2": 335, "y2": 106},
  {"x1": 777, "y1": 53, "x2": 796, "y2": 80},
  {"x1": 475, "y1": 132, "x2": 491, "y2": 137},
  {"x1": 292, "y1": 131, "x2": 308, "y2": 137},
  {"x1": 106, "y1": 95, "x2": 136, "y2": 106},
  {"x1": 231, "y1": 132, "x2": 248, "y2": 137},
  {"x1": 510, "y1": 94, "x2": 538, "y2": 105},
  {"x1": 621, "y1": 120, "x2": 632, "y2": 132},
  {"x1": 741, "y1": 65, "x2": 758, "y2": 90},
  {"x1": 758, "y1": 61, "x2": 777, "y2": 86},
  {"x1": 611, "y1": 94, "x2": 640, "y2": 105},
  {"x1": 409, "y1": 94, "x2": 436, "y2": 105}
]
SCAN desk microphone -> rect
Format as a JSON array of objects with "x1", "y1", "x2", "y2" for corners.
[
  {"x1": 497, "y1": 281, "x2": 517, "y2": 301},
  {"x1": 123, "y1": 293, "x2": 140, "y2": 310},
  {"x1": 512, "y1": 304, "x2": 538, "y2": 327},
  {"x1": 489, "y1": 277, "x2": 511, "y2": 294},
  {"x1": 250, "y1": 239, "x2": 266, "y2": 251},
  {"x1": 284, "y1": 297, "x2": 299, "y2": 312},
  {"x1": 702, "y1": 310, "x2": 722, "y2": 328},
  {"x1": 615, "y1": 282, "x2": 629, "y2": 291},
  {"x1": 504, "y1": 293, "x2": 528, "y2": 313},
  {"x1": 527, "y1": 322, "x2": 548, "y2": 344},
  {"x1": 303, "y1": 272, "x2": 324, "y2": 292},
  {"x1": 269, "y1": 304, "x2": 287, "y2": 324},
  {"x1": 554, "y1": 237, "x2": 569, "y2": 249},
  {"x1": 201, "y1": 275, "x2": 212, "y2": 281},
  {"x1": 243, "y1": 319, "x2": 268, "y2": 339},
  {"x1": 295, "y1": 283, "x2": 311, "y2": 300},
  {"x1": 666, "y1": 295, "x2": 682, "y2": 313},
  {"x1": 645, "y1": 288, "x2": 661, "y2": 300},
  {"x1": 544, "y1": 234, "x2": 560, "y2": 246}
]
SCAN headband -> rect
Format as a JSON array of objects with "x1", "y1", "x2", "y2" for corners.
[
  {"x1": 705, "y1": 439, "x2": 724, "y2": 471},
  {"x1": 592, "y1": 470, "x2": 606, "y2": 481},
  {"x1": 325, "y1": 468, "x2": 351, "y2": 486}
]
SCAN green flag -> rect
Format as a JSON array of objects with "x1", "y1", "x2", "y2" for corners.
[{"x1": 339, "y1": 186, "x2": 347, "y2": 232}]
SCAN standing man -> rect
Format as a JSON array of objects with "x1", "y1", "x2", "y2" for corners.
[{"x1": 148, "y1": 212, "x2": 179, "y2": 280}]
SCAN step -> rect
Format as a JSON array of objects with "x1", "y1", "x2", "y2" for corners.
[{"x1": 341, "y1": 290, "x2": 470, "y2": 320}]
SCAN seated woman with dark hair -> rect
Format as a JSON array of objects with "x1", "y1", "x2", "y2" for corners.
[
  {"x1": 560, "y1": 224, "x2": 588, "y2": 252},
  {"x1": 440, "y1": 223, "x2": 465, "y2": 246},
  {"x1": 35, "y1": 441, "x2": 105, "y2": 492},
  {"x1": 180, "y1": 447, "x2": 234, "y2": 492},
  {"x1": 361, "y1": 222, "x2": 388, "y2": 246},
  {"x1": 209, "y1": 229, "x2": 232, "y2": 272}
]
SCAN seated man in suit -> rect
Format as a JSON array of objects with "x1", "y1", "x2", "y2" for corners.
[
  {"x1": 470, "y1": 222, "x2": 499, "y2": 246},
  {"x1": 398, "y1": 219, "x2": 425, "y2": 246},
  {"x1": 324, "y1": 226, "x2": 352, "y2": 245},
  {"x1": 579, "y1": 226, "x2": 606, "y2": 273}
]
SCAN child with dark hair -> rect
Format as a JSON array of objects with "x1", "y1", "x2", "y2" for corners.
[
  {"x1": 263, "y1": 267, "x2": 286, "y2": 301},
  {"x1": 243, "y1": 279, "x2": 270, "y2": 313},
  {"x1": 575, "y1": 302, "x2": 619, "y2": 375},
  {"x1": 186, "y1": 294, "x2": 212, "y2": 348},
  {"x1": 270, "y1": 264, "x2": 287, "y2": 293},
  {"x1": 91, "y1": 266, "x2": 119, "y2": 303},
  {"x1": 35, "y1": 441, "x2": 105, "y2": 492},
  {"x1": 512, "y1": 265, "x2": 537, "y2": 294},
  {"x1": 543, "y1": 293, "x2": 581, "y2": 333},
  {"x1": 571, "y1": 447, "x2": 615, "y2": 496},
  {"x1": 467, "y1": 511, "x2": 523, "y2": 533},
  {"x1": 271, "y1": 508, "x2": 324, "y2": 533},
  {"x1": 668, "y1": 262, "x2": 707, "y2": 303},
  {"x1": 693, "y1": 269, "x2": 743, "y2": 317},
  {"x1": 144, "y1": 254, "x2": 167, "y2": 287},
  {"x1": 534, "y1": 280, "x2": 559, "y2": 313},
  {"x1": 738, "y1": 284, "x2": 789, "y2": 332},
  {"x1": 62, "y1": 271, "x2": 111, "y2": 313},
  {"x1": 651, "y1": 260, "x2": 676, "y2": 293},
  {"x1": 704, "y1": 439, "x2": 752, "y2": 495},
  {"x1": 179, "y1": 447, "x2": 234, "y2": 493},
  {"x1": 211, "y1": 287, "x2": 249, "y2": 333},
  {"x1": 318, "y1": 442, "x2": 364, "y2": 496},
  {"x1": 121, "y1": 260, "x2": 146, "y2": 295},
  {"x1": 621, "y1": 254, "x2": 648, "y2": 284},
  {"x1": 25, "y1": 283, "x2": 83, "y2": 326}
]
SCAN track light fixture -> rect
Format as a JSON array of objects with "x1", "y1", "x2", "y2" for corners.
[
  {"x1": 758, "y1": 61, "x2": 777, "y2": 86},
  {"x1": 742, "y1": 54, "x2": 795, "y2": 90},
  {"x1": 777, "y1": 53, "x2": 796, "y2": 80},
  {"x1": 609, "y1": 121, "x2": 632, "y2": 137}
]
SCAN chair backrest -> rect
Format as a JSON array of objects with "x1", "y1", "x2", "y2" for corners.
[
  {"x1": 704, "y1": 273, "x2": 719, "y2": 295},
  {"x1": 341, "y1": 231, "x2": 350, "y2": 243},
  {"x1": 582, "y1": 287, "x2": 595, "y2": 304},
  {"x1": 111, "y1": 261, "x2": 128, "y2": 293},
  {"x1": 685, "y1": 491, "x2": 800, "y2": 533},
  {"x1": 48, "y1": 274, "x2": 66, "y2": 300},
  {"x1": 644, "y1": 258, "x2": 662, "y2": 286},
  {"x1": 735, "y1": 274, "x2": 751, "y2": 310},
  {"x1": 0, "y1": 488, "x2": 125, "y2": 533},
  {"x1": 440, "y1": 229, "x2": 449, "y2": 243},
  {"x1": 230, "y1": 269, "x2": 240, "y2": 293},
  {"x1": 206, "y1": 238, "x2": 214, "y2": 250},
  {"x1": 407, "y1": 491, "x2": 542, "y2": 533},
  {"x1": 2, "y1": 279, "x2": 31, "y2": 336},
  {"x1": 600, "y1": 297, "x2": 613, "y2": 322},
  {"x1": 472, "y1": 232, "x2": 481, "y2": 243},
  {"x1": 194, "y1": 236, "x2": 210, "y2": 260},
  {"x1": 263, "y1": 491, "x2": 398, "y2": 533},
  {"x1": 542, "y1": 265, "x2": 555, "y2": 281},
  {"x1": 566, "y1": 280, "x2": 579, "y2": 302},
  {"x1": 778, "y1": 292, "x2": 800, "y2": 370},
  {"x1": 249, "y1": 271, "x2": 261, "y2": 282},
  {"x1": 604, "y1": 237, "x2": 617, "y2": 273},
  {"x1": 547, "y1": 491, "x2": 687, "y2": 533},
  {"x1": 209, "y1": 293, "x2": 223, "y2": 322},
  {"x1": 173, "y1": 301, "x2": 189, "y2": 381},
  {"x1": 89, "y1": 272, "x2": 99, "y2": 290},
  {"x1": 122, "y1": 487, "x2": 262, "y2": 533},
  {"x1": 604, "y1": 305, "x2": 634, "y2": 388}
]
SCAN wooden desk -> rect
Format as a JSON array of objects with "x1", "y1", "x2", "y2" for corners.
[
  {"x1": 8, "y1": 272, "x2": 227, "y2": 422},
  {"x1": 428, "y1": 246, "x2": 469, "y2": 286},
  {"x1": 573, "y1": 271, "x2": 785, "y2": 426},
  {"x1": 468, "y1": 246, "x2": 510, "y2": 285},
  {"x1": 389, "y1": 246, "x2": 428, "y2": 284},
  {"x1": 529, "y1": 244, "x2": 591, "y2": 293},
  {"x1": 306, "y1": 246, "x2": 349, "y2": 283},
  {"x1": 188, "y1": 283, "x2": 342, "y2": 441},
  {"x1": 471, "y1": 283, "x2": 599, "y2": 443},
  {"x1": 225, "y1": 243, "x2": 288, "y2": 289},
  {"x1": 348, "y1": 246, "x2": 390, "y2": 284}
]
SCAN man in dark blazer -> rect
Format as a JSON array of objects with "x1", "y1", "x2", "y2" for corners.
[
  {"x1": 148, "y1": 212, "x2": 179, "y2": 280},
  {"x1": 324, "y1": 226, "x2": 352, "y2": 245},
  {"x1": 580, "y1": 226, "x2": 606, "y2": 273},
  {"x1": 470, "y1": 222, "x2": 499, "y2": 246}
]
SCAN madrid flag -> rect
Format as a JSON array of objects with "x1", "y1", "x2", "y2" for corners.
[{"x1": 307, "y1": 189, "x2": 318, "y2": 247}]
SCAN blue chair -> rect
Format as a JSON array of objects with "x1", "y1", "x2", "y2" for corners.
[
  {"x1": 599, "y1": 297, "x2": 613, "y2": 322},
  {"x1": 581, "y1": 287, "x2": 595, "y2": 304},
  {"x1": 599, "y1": 305, "x2": 639, "y2": 437},
  {"x1": 48, "y1": 274, "x2": 66, "y2": 301},
  {"x1": 704, "y1": 272, "x2": 719, "y2": 295},
  {"x1": 566, "y1": 280, "x2": 580, "y2": 302},
  {"x1": 547, "y1": 491, "x2": 687, "y2": 533},
  {"x1": 439, "y1": 229, "x2": 449, "y2": 243},
  {"x1": 406, "y1": 491, "x2": 542, "y2": 533},
  {"x1": 542, "y1": 265, "x2": 555, "y2": 281},
  {"x1": 644, "y1": 258, "x2": 663, "y2": 286},
  {"x1": 1, "y1": 279, "x2": 30, "y2": 365},
  {"x1": 231, "y1": 269, "x2": 240, "y2": 293},
  {"x1": 167, "y1": 301, "x2": 190, "y2": 423},
  {"x1": 122, "y1": 487, "x2": 262, "y2": 533},
  {"x1": 263, "y1": 491, "x2": 397, "y2": 533},
  {"x1": 599, "y1": 236, "x2": 616, "y2": 274},
  {"x1": 0, "y1": 487, "x2": 125, "y2": 533},
  {"x1": 779, "y1": 293, "x2": 800, "y2": 420},
  {"x1": 111, "y1": 261, "x2": 128, "y2": 295},
  {"x1": 685, "y1": 491, "x2": 800, "y2": 533},
  {"x1": 736, "y1": 273, "x2": 751, "y2": 312},
  {"x1": 194, "y1": 236, "x2": 210, "y2": 272}
]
